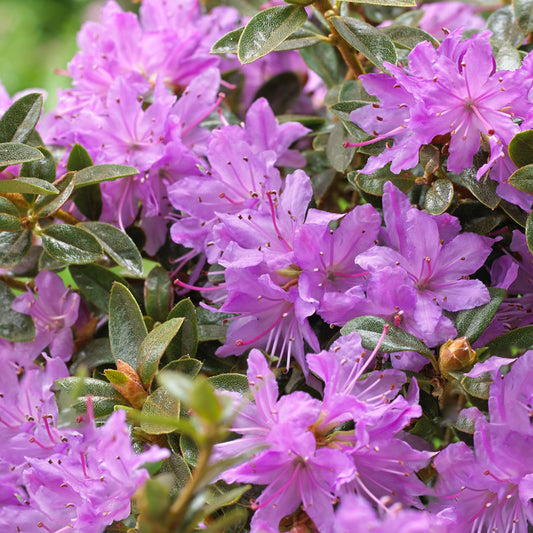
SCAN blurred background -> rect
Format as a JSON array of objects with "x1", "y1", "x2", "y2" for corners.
[{"x1": 0, "y1": 0, "x2": 136, "y2": 110}]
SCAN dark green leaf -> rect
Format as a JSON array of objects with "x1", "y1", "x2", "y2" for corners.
[
  {"x1": 341, "y1": 315, "x2": 434, "y2": 357},
  {"x1": 144, "y1": 266, "x2": 173, "y2": 322},
  {"x1": 140, "y1": 387, "x2": 181, "y2": 435},
  {"x1": 0, "y1": 196, "x2": 21, "y2": 231},
  {"x1": 73, "y1": 184, "x2": 103, "y2": 221},
  {"x1": 274, "y1": 24, "x2": 326, "y2": 51},
  {"x1": 180, "y1": 433, "x2": 198, "y2": 466},
  {"x1": 20, "y1": 146, "x2": 56, "y2": 183},
  {"x1": 526, "y1": 210, "x2": 533, "y2": 255},
  {"x1": 70, "y1": 338, "x2": 114, "y2": 374},
  {"x1": 38, "y1": 249, "x2": 66, "y2": 272},
  {"x1": 454, "y1": 288, "x2": 506, "y2": 344},
  {"x1": 167, "y1": 298, "x2": 198, "y2": 359},
  {"x1": 69, "y1": 264, "x2": 130, "y2": 312},
  {"x1": 0, "y1": 93, "x2": 43, "y2": 143},
  {"x1": 0, "y1": 280, "x2": 35, "y2": 342},
  {"x1": 137, "y1": 318, "x2": 185, "y2": 389},
  {"x1": 33, "y1": 172, "x2": 75, "y2": 217},
  {"x1": 0, "y1": 177, "x2": 58, "y2": 195},
  {"x1": 483, "y1": 325, "x2": 533, "y2": 358},
  {"x1": 67, "y1": 143, "x2": 94, "y2": 171},
  {"x1": 161, "y1": 357, "x2": 203, "y2": 377},
  {"x1": 514, "y1": 0, "x2": 533, "y2": 33},
  {"x1": 253, "y1": 72, "x2": 301, "y2": 115},
  {"x1": 300, "y1": 41, "x2": 343, "y2": 88},
  {"x1": 0, "y1": 196, "x2": 19, "y2": 218},
  {"x1": 161, "y1": 453, "x2": 191, "y2": 491},
  {"x1": 327, "y1": 121, "x2": 355, "y2": 172},
  {"x1": 0, "y1": 143, "x2": 43, "y2": 167},
  {"x1": 211, "y1": 27, "x2": 244, "y2": 54},
  {"x1": 461, "y1": 373, "x2": 492, "y2": 400},
  {"x1": 330, "y1": 16, "x2": 397, "y2": 70},
  {"x1": 0, "y1": 229, "x2": 32, "y2": 267},
  {"x1": 238, "y1": 5, "x2": 308, "y2": 64},
  {"x1": 381, "y1": 25, "x2": 438, "y2": 49},
  {"x1": 509, "y1": 130, "x2": 533, "y2": 168},
  {"x1": 348, "y1": 165, "x2": 415, "y2": 196},
  {"x1": 74, "y1": 164, "x2": 138, "y2": 189},
  {"x1": 41, "y1": 224, "x2": 103, "y2": 264},
  {"x1": 208, "y1": 373, "x2": 249, "y2": 396},
  {"x1": 78, "y1": 221, "x2": 143, "y2": 276},
  {"x1": 196, "y1": 307, "x2": 231, "y2": 342},
  {"x1": 500, "y1": 199, "x2": 528, "y2": 227},
  {"x1": 109, "y1": 282, "x2": 148, "y2": 369},
  {"x1": 508, "y1": 164, "x2": 533, "y2": 193},
  {"x1": 393, "y1": 9, "x2": 423, "y2": 26},
  {"x1": 453, "y1": 409, "x2": 477, "y2": 434},
  {"x1": 424, "y1": 179, "x2": 453, "y2": 215},
  {"x1": 453, "y1": 168, "x2": 500, "y2": 210}
]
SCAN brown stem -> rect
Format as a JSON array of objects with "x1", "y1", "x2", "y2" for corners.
[
  {"x1": 54, "y1": 209, "x2": 80, "y2": 225},
  {"x1": 313, "y1": 0, "x2": 366, "y2": 78},
  {"x1": 0, "y1": 274, "x2": 32, "y2": 291}
]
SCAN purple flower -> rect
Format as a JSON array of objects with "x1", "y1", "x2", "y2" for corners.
[{"x1": 419, "y1": 2, "x2": 485, "y2": 38}]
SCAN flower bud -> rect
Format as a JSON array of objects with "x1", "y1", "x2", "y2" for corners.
[{"x1": 439, "y1": 336, "x2": 476, "y2": 377}]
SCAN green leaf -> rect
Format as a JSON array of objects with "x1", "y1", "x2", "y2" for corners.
[
  {"x1": 20, "y1": 146, "x2": 56, "y2": 183},
  {"x1": 526, "y1": 211, "x2": 533, "y2": 255},
  {"x1": 453, "y1": 409, "x2": 477, "y2": 434},
  {"x1": 0, "y1": 196, "x2": 21, "y2": 232},
  {"x1": 461, "y1": 373, "x2": 492, "y2": 400},
  {"x1": 73, "y1": 184, "x2": 103, "y2": 221},
  {"x1": 69, "y1": 264, "x2": 130, "y2": 312},
  {"x1": 514, "y1": 0, "x2": 533, "y2": 33},
  {"x1": 0, "y1": 177, "x2": 58, "y2": 195},
  {"x1": 180, "y1": 433, "x2": 199, "y2": 466},
  {"x1": 237, "y1": 5, "x2": 308, "y2": 64},
  {"x1": 208, "y1": 373, "x2": 249, "y2": 395},
  {"x1": 348, "y1": 165, "x2": 415, "y2": 196},
  {"x1": 341, "y1": 315, "x2": 434, "y2": 357},
  {"x1": 381, "y1": 24, "x2": 438, "y2": 49},
  {"x1": 494, "y1": 42, "x2": 522, "y2": 71},
  {"x1": 0, "y1": 280, "x2": 35, "y2": 342},
  {"x1": 500, "y1": 199, "x2": 528, "y2": 227},
  {"x1": 211, "y1": 27, "x2": 244, "y2": 54},
  {"x1": 137, "y1": 318, "x2": 185, "y2": 389},
  {"x1": 55, "y1": 376, "x2": 128, "y2": 418},
  {"x1": 140, "y1": 387, "x2": 181, "y2": 435},
  {"x1": 345, "y1": 0, "x2": 415, "y2": 5},
  {"x1": 161, "y1": 453, "x2": 191, "y2": 491},
  {"x1": 483, "y1": 325, "x2": 533, "y2": 358},
  {"x1": 424, "y1": 179, "x2": 453, "y2": 215},
  {"x1": 0, "y1": 143, "x2": 43, "y2": 167},
  {"x1": 70, "y1": 337, "x2": 114, "y2": 374},
  {"x1": 161, "y1": 356, "x2": 203, "y2": 377},
  {"x1": 191, "y1": 378, "x2": 222, "y2": 422},
  {"x1": 144, "y1": 266, "x2": 173, "y2": 322},
  {"x1": 66, "y1": 143, "x2": 94, "y2": 171},
  {"x1": 330, "y1": 17, "x2": 397, "y2": 70},
  {"x1": 167, "y1": 298, "x2": 198, "y2": 359},
  {"x1": 488, "y1": 5, "x2": 525, "y2": 48},
  {"x1": 454, "y1": 288, "x2": 506, "y2": 344},
  {"x1": 509, "y1": 130, "x2": 533, "y2": 168},
  {"x1": 158, "y1": 372, "x2": 194, "y2": 404},
  {"x1": 509, "y1": 164, "x2": 533, "y2": 193},
  {"x1": 74, "y1": 164, "x2": 138, "y2": 189},
  {"x1": 33, "y1": 172, "x2": 75, "y2": 217},
  {"x1": 253, "y1": 72, "x2": 301, "y2": 115},
  {"x1": 77, "y1": 222, "x2": 143, "y2": 276},
  {"x1": 109, "y1": 282, "x2": 148, "y2": 369},
  {"x1": 453, "y1": 168, "x2": 500, "y2": 210},
  {"x1": 274, "y1": 24, "x2": 327, "y2": 51},
  {"x1": 41, "y1": 224, "x2": 103, "y2": 265},
  {"x1": 0, "y1": 93, "x2": 43, "y2": 143},
  {"x1": 0, "y1": 229, "x2": 32, "y2": 267},
  {"x1": 327, "y1": 121, "x2": 355, "y2": 172},
  {"x1": 39, "y1": 250, "x2": 66, "y2": 272}
]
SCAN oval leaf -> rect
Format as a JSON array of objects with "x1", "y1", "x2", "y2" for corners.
[
  {"x1": 211, "y1": 27, "x2": 244, "y2": 54},
  {"x1": 41, "y1": 224, "x2": 103, "y2": 265},
  {"x1": 238, "y1": 5, "x2": 308, "y2": 64},
  {"x1": 67, "y1": 143, "x2": 94, "y2": 172},
  {"x1": 0, "y1": 177, "x2": 58, "y2": 195},
  {"x1": 340, "y1": 315, "x2": 433, "y2": 357},
  {"x1": 33, "y1": 172, "x2": 75, "y2": 216},
  {"x1": 483, "y1": 325, "x2": 533, "y2": 358},
  {"x1": 509, "y1": 130, "x2": 533, "y2": 169},
  {"x1": 424, "y1": 179, "x2": 453, "y2": 215},
  {"x1": 20, "y1": 146, "x2": 56, "y2": 183},
  {"x1": 527, "y1": 211, "x2": 533, "y2": 255},
  {"x1": 514, "y1": 0, "x2": 533, "y2": 33},
  {"x1": 330, "y1": 16, "x2": 397, "y2": 70},
  {"x1": 78, "y1": 221, "x2": 143, "y2": 276},
  {"x1": 348, "y1": 165, "x2": 415, "y2": 196},
  {"x1": 508, "y1": 163, "x2": 533, "y2": 193},
  {"x1": 144, "y1": 266, "x2": 173, "y2": 322},
  {"x1": 167, "y1": 298, "x2": 198, "y2": 359},
  {"x1": 74, "y1": 164, "x2": 138, "y2": 189},
  {"x1": 0, "y1": 229, "x2": 32, "y2": 267},
  {"x1": 109, "y1": 282, "x2": 148, "y2": 369},
  {"x1": 0, "y1": 93, "x2": 43, "y2": 143},
  {"x1": 137, "y1": 318, "x2": 185, "y2": 389},
  {"x1": 141, "y1": 387, "x2": 181, "y2": 435},
  {"x1": 0, "y1": 143, "x2": 43, "y2": 167},
  {"x1": 381, "y1": 24, "x2": 438, "y2": 49},
  {"x1": 208, "y1": 373, "x2": 250, "y2": 396},
  {"x1": 0, "y1": 280, "x2": 35, "y2": 342}
]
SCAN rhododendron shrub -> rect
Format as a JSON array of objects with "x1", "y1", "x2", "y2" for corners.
[{"x1": 3, "y1": 0, "x2": 533, "y2": 531}]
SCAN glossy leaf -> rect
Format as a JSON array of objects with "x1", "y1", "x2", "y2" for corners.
[
  {"x1": 508, "y1": 164, "x2": 533, "y2": 193},
  {"x1": 66, "y1": 143, "x2": 93, "y2": 171},
  {"x1": 424, "y1": 179, "x2": 453, "y2": 215},
  {"x1": 211, "y1": 27, "x2": 244, "y2": 54},
  {"x1": 483, "y1": 325, "x2": 533, "y2": 358},
  {"x1": 137, "y1": 318, "x2": 185, "y2": 389},
  {"x1": 144, "y1": 266, "x2": 173, "y2": 322},
  {"x1": 526, "y1": 210, "x2": 533, "y2": 255},
  {"x1": 208, "y1": 373, "x2": 249, "y2": 396},
  {"x1": 274, "y1": 24, "x2": 326, "y2": 51},
  {"x1": 0, "y1": 177, "x2": 58, "y2": 195},
  {"x1": 73, "y1": 184, "x2": 103, "y2": 221},
  {"x1": 454, "y1": 168, "x2": 500, "y2": 209},
  {"x1": 196, "y1": 307, "x2": 231, "y2": 342},
  {"x1": 381, "y1": 24, "x2": 438, "y2": 49},
  {"x1": 20, "y1": 146, "x2": 56, "y2": 183},
  {"x1": 0, "y1": 196, "x2": 21, "y2": 232},
  {"x1": 508, "y1": 130, "x2": 533, "y2": 168},
  {"x1": 70, "y1": 264, "x2": 130, "y2": 312},
  {"x1": 33, "y1": 172, "x2": 75, "y2": 217},
  {"x1": 341, "y1": 315, "x2": 433, "y2": 357},
  {"x1": 0, "y1": 93, "x2": 43, "y2": 143},
  {"x1": 74, "y1": 163, "x2": 138, "y2": 188},
  {"x1": 514, "y1": 0, "x2": 533, "y2": 33},
  {"x1": 167, "y1": 298, "x2": 198, "y2": 359},
  {"x1": 0, "y1": 280, "x2": 35, "y2": 342},
  {"x1": 461, "y1": 373, "x2": 492, "y2": 400},
  {"x1": 41, "y1": 224, "x2": 103, "y2": 264},
  {"x1": 327, "y1": 121, "x2": 355, "y2": 172},
  {"x1": 140, "y1": 387, "x2": 181, "y2": 435},
  {"x1": 161, "y1": 453, "x2": 191, "y2": 491},
  {"x1": 70, "y1": 337, "x2": 114, "y2": 374},
  {"x1": 348, "y1": 165, "x2": 415, "y2": 196},
  {"x1": 0, "y1": 229, "x2": 32, "y2": 267},
  {"x1": 454, "y1": 288, "x2": 506, "y2": 344},
  {"x1": 237, "y1": 5, "x2": 308, "y2": 64},
  {"x1": 109, "y1": 282, "x2": 148, "y2": 369},
  {"x1": 161, "y1": 356, "x2": 203, "y2": 378},
  {"x1": 330, "y1": 16, "x2": 397, "y2": 70},
  {"x1": 78, "y1": 221, "x2": 143, "y2": 276}
]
